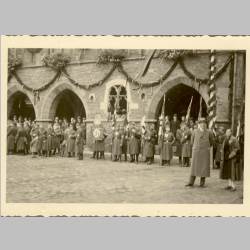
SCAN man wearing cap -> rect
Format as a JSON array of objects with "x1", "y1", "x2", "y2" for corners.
[
  {"x1": 171, "y1": 114, "x2": 180, "y2": 137},
  {"x1": 186, "y1": 117, "x2": 214, "y2": 187}
]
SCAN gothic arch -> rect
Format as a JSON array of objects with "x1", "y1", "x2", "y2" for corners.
[
  {"x1": 146, "y1": 76, "x2": 209, "y2": 119},
  {"x1": 40, "y1": 82, "x2": 88, "y2": 120},
  {"x1": 8, "y1": 85, "x2": 36, "y2": 119}
]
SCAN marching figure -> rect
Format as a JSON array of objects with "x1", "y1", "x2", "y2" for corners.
[
  {"x1": 111, "y1": 127, "x2": 122, "y2": 161},
  {"x1": 159, "y1": 124, "x2": 175, "y2": 166},
  {"x1": 30, "y1": 123, "x2": 40, "y2": 157},
  {"x1": 220, "y1": 129, "x2": 240, "y2": 191},
  {"x1": 186, "y1": 118, "x2": 214, "y2": 187},
  {"x1": 180, "y1": 123, "x2": 192, "y2": 167},
  {"x1": 128, "y1": 123, "x2": 141, "y2": 164}
]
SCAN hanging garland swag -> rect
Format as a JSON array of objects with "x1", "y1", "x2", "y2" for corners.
[{"x1": 8, "y1": 52, "x2": 234, "y2": 98}]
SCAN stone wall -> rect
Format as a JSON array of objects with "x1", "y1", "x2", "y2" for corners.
[{"x1": 7, "y1": 49, "x2": 245, "y2": 148}]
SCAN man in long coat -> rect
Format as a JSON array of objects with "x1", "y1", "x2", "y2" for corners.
[
  {"x1": 186, "y1": 118, "x2": 214, "y2": 187},
  {"x1": 75, "y1": 123, "x2": 85, "y2": 160},
  {"x1": 111, "y1": 127, "x2": 122, "y2": 161},
  {"x1": 143, "y1": 127, "x2": 157, "y2": 165},
  {"x1": 180, "y1": 123, "x2": 192, "y2": 167},
  {"x1": 67, "y1": 124, "x2": 76, "y2": 157},
  {"x1": 128, "y1": 124, "x2": 141, "y2": 163},
  {"x1": 15, "y1": 122, "x2": 27, "y2": 155},
  {"x1": 7, "y1": 121, "x2": 17, "y2": 154}
]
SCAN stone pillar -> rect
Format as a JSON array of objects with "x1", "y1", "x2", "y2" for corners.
[{"x1": 231, "y1": 51, "x2": 245, "y2": 134}]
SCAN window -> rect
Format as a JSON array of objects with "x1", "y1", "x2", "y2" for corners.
[{"x1": 108, "y1": 85, "x2": 127, "y2": 116}]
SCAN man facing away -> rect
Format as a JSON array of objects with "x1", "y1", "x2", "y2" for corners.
[{"x1": 185, "y1": 117, "x2": 214, "y2": 187}]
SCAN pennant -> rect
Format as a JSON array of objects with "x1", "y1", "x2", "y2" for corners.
[
  {"x1": 198, "y1": 95, "x2": 203, "y2": 119},
  {"x1": 185, "y1": 96, "x2": 193, "y2": 122}
]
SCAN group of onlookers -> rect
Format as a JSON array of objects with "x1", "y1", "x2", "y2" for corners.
[
  {"x1": 7, "y1": 115, "x2": 86, "y2": 160},
  {"x1": 7, "y1": 113, "x2": 244, "y2": 191}
]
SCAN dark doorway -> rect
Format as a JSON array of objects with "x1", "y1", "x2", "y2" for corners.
[
  {"x1": 156, "y1": 84, "x2": 207, "y2": 121},
  {"x1": 8, "y1": 91, "x2": 35, "y2": 120},
  {"x1": 52, "y1": 89, "x2": 86, "y2": 122}
]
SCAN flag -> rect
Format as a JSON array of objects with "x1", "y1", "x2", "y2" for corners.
[
  {"x1": 158, "y1": 94, "x2": 166, "y2": 137},
  {"x1": 198, "y1": 96, "x2": 203, "y2": 119},
  {"x1": 185, "y1": 96, "x2": 193, "y2": 122},
  {"x1": 138, "y1": 50, "x2": 156, "y2": 78}
]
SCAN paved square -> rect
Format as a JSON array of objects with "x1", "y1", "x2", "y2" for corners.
[{"x1": 6, "y1": 154, "x2": 243, "y2": 203}]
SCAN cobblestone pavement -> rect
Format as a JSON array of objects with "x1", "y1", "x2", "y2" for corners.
[{"x1": 6, "y1": 154, "x2": 243, "y2": 204}]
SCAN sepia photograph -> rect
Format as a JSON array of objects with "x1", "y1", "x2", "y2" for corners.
[{"x1": 0, "y1": 36, "x2": 248, "y2": 216}]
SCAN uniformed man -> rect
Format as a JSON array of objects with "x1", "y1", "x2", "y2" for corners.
[
  {"x1": 185, "y1": 118, "x2": 214, "y2": 187},
  {"x1": 67, "y1": 123, "x2": 76, "y2": 157},
  {"x1": 159, "y1": 124, "x2": 175, "y2": 166},
  {"x1": 214, "y1": 126, "x2": 225, "y2": 169},
  {"x1": 111, "y1": 127, "x2": 122, "y2": 161},
  {"x1": 7, "y1": 121, "x2": 17, "y2": 154},
  {"x1": 53, "y1": 117, "x2": 62, "y2": 155},
  {"x1": 75, "y1": 123, "x2": 85, "y2": 160},
  {"x1": 120, "y1": 125, "x2": 128, "y2": 162},
  {"x1": 127, "y1": 123, "x2": 141, "y2": 164},
  {"x1": 174, "y1": 125, "x2": 183, "y2": 165},
  {"x1": 15, "y1": 122, "x2": 27, "y2": 155},
  {"x1": 170, "y1": 114, "x2": 180, "y2": 137},
  {"x1": 180, "y1": 122, "x2": 192, "y2": 167},
  {"x1": 143, "y1": 126, "x2": 157, "y2": 165}
]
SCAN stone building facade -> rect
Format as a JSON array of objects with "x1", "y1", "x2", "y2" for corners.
[{"x1": 7, "y1": 49, "x2": 245, "y2": 150}]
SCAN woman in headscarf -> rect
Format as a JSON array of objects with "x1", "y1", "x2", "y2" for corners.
[{"x1": 220, "y1": 128, "x2": 240, "y2": 191}]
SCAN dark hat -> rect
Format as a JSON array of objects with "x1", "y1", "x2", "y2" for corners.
[{"x1": 198, "y1": 117, "x2": 206, "y2": 124}]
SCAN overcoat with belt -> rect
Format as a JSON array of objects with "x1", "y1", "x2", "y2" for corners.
[{"x1": 190, "y1": 128, "x2": 214, "y2": 177}]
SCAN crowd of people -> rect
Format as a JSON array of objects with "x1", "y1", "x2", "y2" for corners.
[{"x1": 7, "y1": 113, "x2": 243, "y2": 191}]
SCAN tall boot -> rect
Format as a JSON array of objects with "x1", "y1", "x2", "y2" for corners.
[
  {"x1": 124, "y1": 154, "x2": 127, "y2": 162},
  {"x1": 200, "y1": 177, "x2": 206, "y2": 187},
  {"x1": 135, "y1": 154, "x2": 139, "y2": 164},
  {"x1": 96, "y1": 151, "x2": 99, "y2": 160},
  {"x1": 92, "y1": 151, "x2": 96, "y2": 159},
  {"x1": 185, "y1": 176, "x2": 196, "y2": 187}
]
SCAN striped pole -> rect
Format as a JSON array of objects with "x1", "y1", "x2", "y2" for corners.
[{"x1": 208, "y1": 50, "x2": 217, "y2": 129}]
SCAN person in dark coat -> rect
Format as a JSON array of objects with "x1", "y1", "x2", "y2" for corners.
[
  {"x1": 128, "y1": 125, "x2": 141, "y2": 164},
  {"x1": 111, "y1": 128, "x2": 122, "y2": 161},
  {"x1": 185, "y1": 118, "x2": 214, "y2": 187},
  {"x1": 41, "y1": 129, "x2": 48, "y2": 157},
  {"x1": 67, "y1": 124, "x2": 76, "y2": 157},
  {"x1": 7, "y1": 121, "x2": 17, "y2": 154},
  {"x1": 15, "y1": 122, "x2": 27, "y2": 155},
  {"x1": 30, "y1": 124, "x2": 40, "y2": 157},
  {"x1": 180, "y1": 123, "x2": 192, "y2": 167},
  {"x1": 75, "y1": 123, "x2": 85, "y2": 160},
  {"x1": 120, "y1": 126, "x2": 128, "y2": 162},
  {"x1": 220, "y1": 129, "x2": 240, "y2": 191},
  {"x1": 46, "y1": 124, "x2": 54, "y2": 157},
  {"x1": 159, "y1": 125, "x2": 175, "y2": 166},
  {"x1": 170, "y1": 114, "x2": 180, "y2": 137},
  {"x1": 214, "y1": 126, "x2": 225, "y2": 169},
  {"x1": 174, "y1": 126, "x2": 183, "y2": 164},
  {"x1": 24, "y1": 121, "x2": 31, "y2": 154},
  {"x1": 60, "y1": 124, "x2": 69, "y2": 157},
  {"x1": 53, "y1": 117, "x2": 62, "y2": 155},
  {"x1": 92, "y1": 123, "x2": 107, "y2": 160},
  {"x1": 143, "y1": 127, "x2": 157, "y2": 165}
]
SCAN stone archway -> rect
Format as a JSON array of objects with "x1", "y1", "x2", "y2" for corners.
[
  {"x1": 146, "y1": 76, "x2": 209, "y2": 120},
  {"x1": 8, "y1": 85, "x2": 36, "y2": 120},
  {"x1": 40, "y1": 83, "x2": 88, "y2": 121}
]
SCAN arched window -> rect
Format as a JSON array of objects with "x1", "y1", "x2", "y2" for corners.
[{"x1": 108, "y1": 85, "x2": 127, "y2": 116}]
